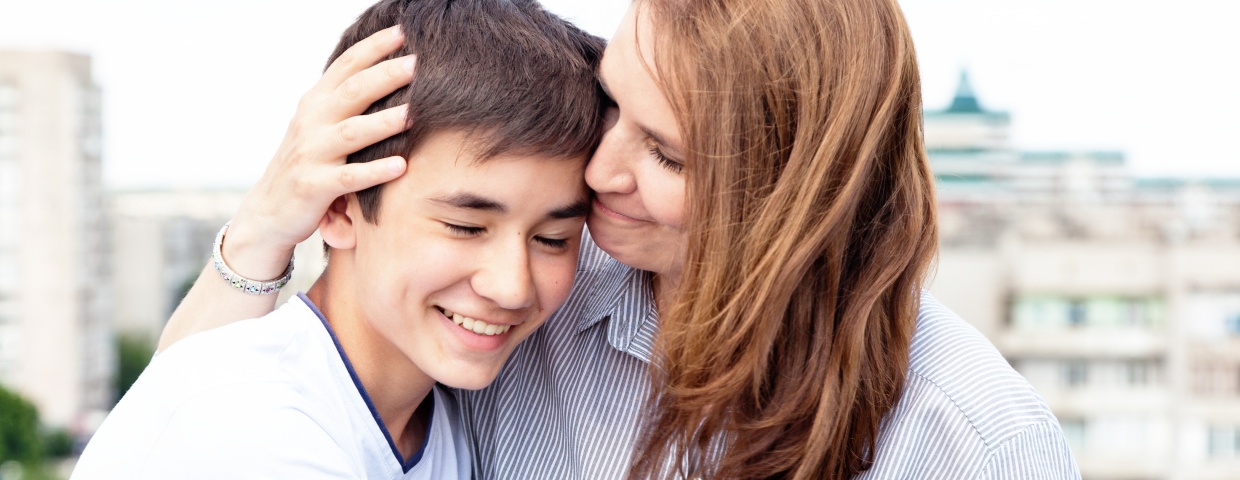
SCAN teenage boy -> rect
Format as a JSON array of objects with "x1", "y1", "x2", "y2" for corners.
[{"x1": 71, "y1": 0, "x2": 605, "y2": 478}]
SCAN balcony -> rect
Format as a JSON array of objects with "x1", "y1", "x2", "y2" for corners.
[
  {"x1": 1038, "y1": 387, "x2": 1169, "y2": 417},
  {"x1": 996, "y1": 327, "x2": 1167, "y2": 358}
]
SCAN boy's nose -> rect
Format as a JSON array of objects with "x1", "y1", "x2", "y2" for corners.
[{"x1": 473, "y1": 240, "x2": 536, "y2": 311}]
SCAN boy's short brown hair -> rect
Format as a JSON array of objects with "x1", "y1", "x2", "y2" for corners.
[{"x1": 328, "y1": 0, "x2": 607, "y2": 222}]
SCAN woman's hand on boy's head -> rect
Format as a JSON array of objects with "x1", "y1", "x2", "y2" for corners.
[{"x1": 225, "y1": 26, "x2": 415, "y2": 280}]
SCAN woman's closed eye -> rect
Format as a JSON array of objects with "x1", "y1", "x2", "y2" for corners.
[{"x1": 648, "y1": 144, "x2": 683, "y2": 174}]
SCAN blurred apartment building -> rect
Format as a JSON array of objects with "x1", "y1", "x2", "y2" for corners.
[
  {"x1": 0, "y1": 51, "x2": 112, "y2": 431},
  {"x1": 927, "y1": 72, "x2": 1240, "y2": 480},
  {"x1": 109, "y1": 189, "x2": 327, "y2": 345},
  {"x1": 108, "y1": 190, "x2": 244, "y2": 345}
]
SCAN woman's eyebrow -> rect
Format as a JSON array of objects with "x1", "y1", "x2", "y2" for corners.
[
  {"x1": 597, "y1": 71, "x2": 683, "y2": 157},
  {"x1": 640, "y1": 125, "x2": 683, "y2": 157}
]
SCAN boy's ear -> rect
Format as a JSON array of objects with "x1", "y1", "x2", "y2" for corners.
[{"x1": 319, "y1": 195, "x2": 358, "y2": 250}]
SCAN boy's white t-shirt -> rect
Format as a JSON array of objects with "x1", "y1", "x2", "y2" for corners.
[{"x1": 72, "y1": 293, "x2": 470, "y2": 480}]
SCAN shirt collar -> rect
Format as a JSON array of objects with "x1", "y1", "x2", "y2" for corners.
[{"x1": 572, "y1": 242, "x2": 660, "y2": 364}]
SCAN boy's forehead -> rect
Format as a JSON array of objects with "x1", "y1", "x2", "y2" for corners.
[
  {"x1": 409, "y1": 129, "x2": 590, "y2": 167},
  {"x1": 406, "y1": 131, "x2": 488, "y2": 165},
  {"x1": 391, "y1": 129, "x2": 588, "y2": 203}
]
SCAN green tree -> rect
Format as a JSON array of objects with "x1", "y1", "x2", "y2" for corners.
[
  {"x1": 115, "y1": 333, "x2": 155, "y2": 402},
  {"x1": 0, "y1": 386, "x2": 74, "y2": 479},
  {"x1": 40, "y1": 428, "x2": 73, "y2": 459},
  {"x1": 0, "y1": 384, "x2": 42, "y2": 466}
]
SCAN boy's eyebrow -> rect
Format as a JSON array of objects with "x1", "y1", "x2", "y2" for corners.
[
  {"x1": 547, "y1": 198, "x2": 591, "y2": 220},
  {"x1": 430, "y1": 193, "x2": 589, "y2": 220},
  {"x1": 430, "y1": 193, "x2": 506, "y2": 213}
]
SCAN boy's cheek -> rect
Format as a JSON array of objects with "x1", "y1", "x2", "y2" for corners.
[{"x1": 534, "y1": 255, "x2": 581, "y2": 313}]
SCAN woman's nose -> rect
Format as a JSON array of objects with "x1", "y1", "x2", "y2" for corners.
[{"x1": 586, "y1": 112, "x2": 638, "y2": 195}]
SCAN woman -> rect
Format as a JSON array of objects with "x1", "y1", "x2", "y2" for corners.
[{"x1": 162, "y1": 0, "x2": 1078, "y2": 478}]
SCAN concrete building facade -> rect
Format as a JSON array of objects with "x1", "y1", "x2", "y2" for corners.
[
  {"x1": 108, "y1": 189, "x2": 327, "y2": 346},
  {"x1": 0, "y1": 51, "x2": 112, "y2": 431},
  {"x1": 927, "y1": 71, "x2": 1240, "y2": 480}
]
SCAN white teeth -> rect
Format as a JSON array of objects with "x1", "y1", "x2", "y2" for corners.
[
  {"x1": 442, "y1": 308, "x2": 454, "y2": 318},
  {"x1": 448, "y1": 311, "x2": 511, "y2": 336}
]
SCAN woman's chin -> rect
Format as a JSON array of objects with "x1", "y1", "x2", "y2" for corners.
[
  {"x1": 588, "y1": 218, "x2": 639, "y2": 262},
  {"x1": 588, "y1": 218, "x2": 683, "y2": 276}
]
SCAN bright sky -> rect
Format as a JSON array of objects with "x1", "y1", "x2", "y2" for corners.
[{"x1": 1, "y1": 0, "x2": 1237, "y2": 188}]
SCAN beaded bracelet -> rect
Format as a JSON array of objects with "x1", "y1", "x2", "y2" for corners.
[{"x1": 211, "y1": 222, "x2": 294, "y2": 295}]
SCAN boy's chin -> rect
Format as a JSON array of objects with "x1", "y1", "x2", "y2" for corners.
[{"x1": 433, "y1": 367, "x2": 503, "y2": 391}]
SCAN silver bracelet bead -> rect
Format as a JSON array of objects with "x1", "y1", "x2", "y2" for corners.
[{"x1": 211, "y1": 222, "x2": 294, "y2": 295}]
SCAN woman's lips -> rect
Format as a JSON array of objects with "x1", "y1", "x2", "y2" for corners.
[{"x1": 593, "y1": 198, "x2": 644, "y2": 222}]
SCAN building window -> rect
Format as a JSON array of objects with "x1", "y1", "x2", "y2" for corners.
[
  {"x1": 1208, "y1": 426, "x2": 1240, "y2": 459},
  {"x1": 0, "y1": 164, "x2": 17, "y2": 251},
  {"x1": 1126, "y1": 360, "x2": 1150, "y2": 386},
  {"x1": 1012, "y1": 295, "x2": 1166, "y2": 331},
  {"x1": 1131, "y1": 298, "x2": 1167, "y2": 329},
  {"x1": 0, "y1": 324, "x2": 18, "y2": 385},
  {"x1": 1067, "y1": 300, "x2": 1087, "y2": 327},
  {"x1": 1193, "y1": 362, "x2": 1240, "y2": 396},
  {"x1": 0, "y1": 261, "x2": 15, "y2": 293},
  {"x1": 0, "y1": 297, "x2": 10, "y2": 325},
  {"x1": 1011, "y1": 296, "x2": 1073, "y2": 330},
  {"x1": 1064, "y1": 361, "x2": 1088, "y2": 387},
  {"x1": 1185, "y1": 292, "x2": 1240, "y2": 339},
  {"x1": 1061, "y1": 418, "x2": 1086, "y2": 452},
  {"x1": 1226, "y1": 313, "x2": 1240, "y2": 336},
  {"x1": 0, "y1": 81, "x2": 16, "y2": 145}
]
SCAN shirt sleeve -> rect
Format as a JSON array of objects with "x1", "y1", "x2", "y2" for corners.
[{"x1": 979, "y1": 421, "x2": 1082, "y2": 480}]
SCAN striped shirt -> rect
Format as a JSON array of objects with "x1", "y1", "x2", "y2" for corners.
[{"x1": 458, "y1": 231, "x2": 1080, "y2": 479}]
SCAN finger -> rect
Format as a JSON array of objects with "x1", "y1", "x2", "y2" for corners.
[
  {"x1": 319, "y1": 156, "x2": 408, "y2": 196},
  {"x1": 332, "y1": 54, "x2": 416, "y2": 117},
  {"x1": 327, "y1": 104, "x2": 412, "y2": 157},
  {"x1": 319, "y1": 25, "x2": 405, "y2": 91}
]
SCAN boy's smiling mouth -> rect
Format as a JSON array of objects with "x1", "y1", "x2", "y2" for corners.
[{"x1": 435, "y1": 306, "x2": 513, "y2": 336}]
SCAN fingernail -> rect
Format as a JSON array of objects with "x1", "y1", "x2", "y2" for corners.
[
  {"x1": 403, "y1": 56, "x2": 415, "y2": 73},
  {"x1": 392, "y1": 25, "x2": 403, "y2": 39},
  {"x1": 387, "y1": 158, "x2": 404, "y2": 173}
]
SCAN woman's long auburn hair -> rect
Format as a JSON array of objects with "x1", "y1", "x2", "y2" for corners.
[{"x1": 627, "y1": 0, "x2": 938, "y2": 478}]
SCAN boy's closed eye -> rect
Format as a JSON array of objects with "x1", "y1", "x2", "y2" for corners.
[
  {"x1": 442, "y1": 222, "x2": 485, "y2": 237},
  {"x1": 441, "y1": 222, "x2": 572, "y2": 250}
]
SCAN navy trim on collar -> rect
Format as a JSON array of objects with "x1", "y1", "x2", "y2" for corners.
[{"x1": 297, "y1": 292, "x2": 432, "y2": 474}]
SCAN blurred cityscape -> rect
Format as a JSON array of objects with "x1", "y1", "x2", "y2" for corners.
[
  {"x1": 2, "y1": 51, "x2": 1239, "y2": 480},
  {"x1": 927, "y1": 71, "x2": 1240, "y2": 480}
]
